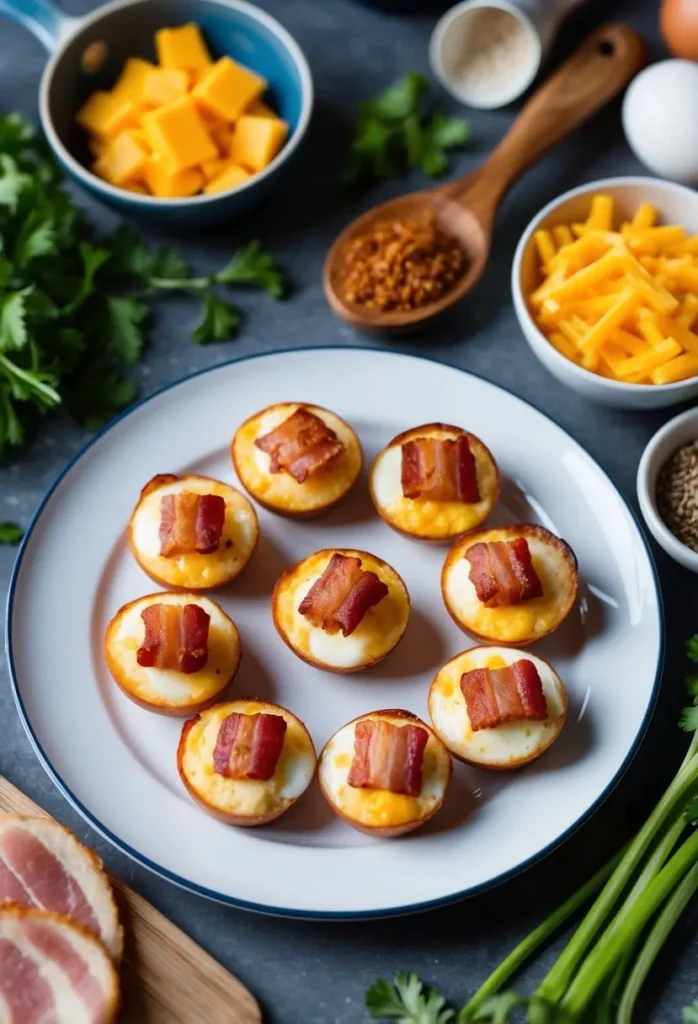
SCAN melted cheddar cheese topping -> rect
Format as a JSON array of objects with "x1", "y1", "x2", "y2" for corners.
[
  {"x1": 442, "y1": 526, "x2": 577, "y2": 644},
  {"x1": 370, "y1": 426, "x2": 499, "y2": 540},
  {"x1": 428, "y1": 648, "x2": 567, "y2": 768},
  {"x1": 180, "y1": 700, "x2": 316, "y2": 819},
  {"x1": 232, "y1": 404, "x2": 362, "y2": 515},
  {"x1": 319, "y1": 713, "x2": 451, "y2": 829},
  {"x1": 129, "y1": 474, "x2": 258, "y2": 589},
  {"x1": 273, "y1": 549, "x2": 410, "y2": 670}
]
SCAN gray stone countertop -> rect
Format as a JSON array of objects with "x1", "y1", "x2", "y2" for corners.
[{"x1": 1, "y1": 0, "x2": 697, "y2": 1020}]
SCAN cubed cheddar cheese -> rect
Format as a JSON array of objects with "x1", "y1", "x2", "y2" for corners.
[
  {"x1": 203, "y1": 162, "x2": 251, "y2": 194},
  {"x1": 112, "y1": 58, "x2": 155, "y2": 104},
  {"x1": 247, "y1": 98, "x2": 277, "y2": 119},
  {"x1": 142, "y1": 67, "x2": 189, "y2": 108},
  {"x1": 155, "y1": 23, "x2": 212, "y2": 71},
  {"x1": 230, "y1": 115, "x2": 288, "y2": 172},
  {"x1": 143, "y1": 156, "x2": 204, "y2": 198},
  {"x1": 200, "y1": 156, "x2": 227, "y2": 181},
  {"x1": 93, "y1": 129, "x2": 149, "y2": 186},
  {"x1": 209, "y1": 124, "x2": 234, "y2": 157},
  {"x1": 76, "y1": 92, "x2": 139, "y2": 139},
  {"x1": 192, "y1": 57, "x2": 266, "y2": 123},
  {"x1": 142, "y1": 96, "x2": 217, "y2": 172}
]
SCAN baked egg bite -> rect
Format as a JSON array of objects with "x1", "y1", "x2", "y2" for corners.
[
  {"x1": 177, "y1": 699, "x2": 316, "y2": 826},
  {"x1": 128, "y1": 473, "x2": 259, "y2": 591},
  {"x1": 105, "y1": 592, "x2": 240, "y2": 715},
  {"x1": 318, "y1": 710, "x2": 452, "y2": 837},
  {"x1": 441, "y1": 523, "x2": 578, "y2": 646},
  {"x1": 369, "y1": 423, "x2": 499, "y2": 542},
  {"x1": 231, "y1": 402, "x2": 363, "y2": 518},
  {"x1": 428, "y1": 647, "x2": 567, "y2": 769},
  {"x1": 272, "y1": 548, "x2": 410, "y2": 673}
]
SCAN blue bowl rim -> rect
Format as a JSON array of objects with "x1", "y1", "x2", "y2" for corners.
[{"x1": 38, "y1": 0, "x2": 314, "y2": 208}]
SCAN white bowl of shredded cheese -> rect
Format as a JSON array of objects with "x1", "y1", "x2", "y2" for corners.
[
  {"x1": 430, "y1": 0, "x2": 542, "y2": 109},
  {"x1": 637, "y1": 407, "x2": 698, "y2": 573}
]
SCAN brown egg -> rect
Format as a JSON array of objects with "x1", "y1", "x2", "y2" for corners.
[{"x1": 661, "y1": 0, "x2": 698, "y2": 61}]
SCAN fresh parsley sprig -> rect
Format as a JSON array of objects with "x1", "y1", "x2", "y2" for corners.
[
  {"x1": 367, "y1": 972, "x2": 454, "y2": 1024},
  {"x1": 684, "y1": 1000, "x2": 698, "y2": 1023},
  {"x1": 0, "y1": 114, "x2": 286, "y2": 454},
  {"x1": 341, "y1": 71, "x2": 469, "y2": 189}
]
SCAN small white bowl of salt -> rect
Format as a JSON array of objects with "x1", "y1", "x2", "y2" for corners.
[
  {"x1": 430, "y1": 0, "x2": 585, "y2": 109},
  {"x1": 637, "y1": 408, "x2": 698, "y2": 573}
]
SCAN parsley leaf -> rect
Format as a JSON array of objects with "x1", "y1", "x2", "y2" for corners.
[
  {"x1": 192, "y1": 294, "x2": 241, "y2": 344},
  {"x1": 684, "y1": 1002, "x2": 698, "y2": 1024},
  {"x1": 215, "y1": 240, "x2": 285, "y2": 298},
  {"x1": 0, "y1": 155, "x2": 31, "y2": 211},
  {"x1": 367, "y1": 972, "x2": 454, "y2": 1023},
  {"x1": 686, "y1": 674, "x2": 698, "y2": 699},
  {"x1": 0, "y1": 290, "x2": 29, "y2": 351},
  {"x1": 151, "y1": 246, "x2": 190, "y2": 282},
  {"x1": 0, "y1": 520, "x2": 23, "y2": 544},
  {"x1": 342, "y1": 72, "x2": 469, "y2": 189},
  {"x1": 101, "y1": 296, "x2": 148, "y2": 365},
  {"x1": 15, "y1": 213, "x2": 56, "y2": 266},
  {"x1": 680, "y1": 704, "x2": 698, "y2": 733}
]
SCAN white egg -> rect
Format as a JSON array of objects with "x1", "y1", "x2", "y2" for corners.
[{"x1": 622, "y1": 60, "x2": 698, "y2": 185}]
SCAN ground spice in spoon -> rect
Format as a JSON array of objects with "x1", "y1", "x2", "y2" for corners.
[
  {"x1": 340, "y1": 212, "x2": 468, "y2": 312},
  {"x1": 656, "y1": 440, "x2": 698, "y2": 552}
]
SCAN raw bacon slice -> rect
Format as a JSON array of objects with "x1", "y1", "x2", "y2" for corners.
[
  {"x1": 298, "y1": 553, "x2": 388, "y2": 636},
  {"x1": 212, "y1": 713, "x2": 287, "y2": 780},
  {"x1": 159, "y1": 492, "x2": 226, "y2": 557},
  {"x1": 0, "y1": 816, "x2": 122, "y2": 961},
  {"x1": 137, "y1": 604, "x2": 210, "y2": 674},
  {"x1": 0, "y1": 907, "x2": 119, "y2": 1023},
  {"x1": 255, "y1": 408, "x2": 345, "y2": 483},
  {"x1": 465, "y1": 538, "x2": 543, "y2": 607},
  {"x1": 401, "y1": 435, "x2": 479, "y2": 502},
  {"x1": 348, "y1": 719, "x2": 428, "y2": 797},
  {"x1": 461, "y1": 660, "x2": 549, "y2": 731}
]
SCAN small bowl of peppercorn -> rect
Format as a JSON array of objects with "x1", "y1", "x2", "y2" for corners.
[{"x1": 637, "y1": 407, "x2": 698, "y2": 572}]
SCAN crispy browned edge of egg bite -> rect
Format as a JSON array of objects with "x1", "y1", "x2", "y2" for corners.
[
  {"x1": 104, "y1": 592, "x2": 241, "y2": 716},
  {"x1": 270, "y1": 548, "x2": 410, "y2": 674},
  {"x1": 318, "y1": 708, "x2": 453, "y2": 838},
  {"x1": 440, "y1": 523, "x2": 579, "y2": 646},
  {"x1": 230, "y1": 403, "x2": 364, "y2": 520},
  {"x1": 176, "y1": 699, "x2": 317, "y2": 827},
  {"x1": 427, "y1": 647, "x2": 568, "y2": 770},
  {"x1": 368, "y1": 423, "x2": 501, "y2": 542},
  {"x1": 127, "y1": 472, "x2": 260, "y2": 592}
]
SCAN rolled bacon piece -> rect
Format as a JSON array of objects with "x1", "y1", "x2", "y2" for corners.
[
  {"x1": 159, "y1": 492, "x2": 226, "y2": 558},
  {"x1": 298, "y1": 553, "x2": 389, "y2": 637},
  {"x1": 461, "y1": 660, "x2": 549, "y2": 731},
  {"x1": 348, "y1": 719, "x2": 428, "y2": 797},
  {"x1": 212, "y1": 712, "x2": 287, "y2": 780},
  {"x1": 137, "y1": 603, "x2": 210, "y2": 674},
  {"x1": 465, "y1": 537, "x2": 543, "y2": 608},
  {"x1": 401, "y1": 435, "x2": 479, "y2": 503},
  {"x1": 255, "y1": 408, "x2": 345, "y2": 483}
]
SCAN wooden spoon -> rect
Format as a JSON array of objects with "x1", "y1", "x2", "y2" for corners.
[{"x1": 323, "y1": 23, "x2": 645, "y2": 332}]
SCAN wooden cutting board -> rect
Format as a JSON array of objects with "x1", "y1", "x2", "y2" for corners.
[{"x1": 0, "y1": 777, "x2": 261, "y2": 1024}]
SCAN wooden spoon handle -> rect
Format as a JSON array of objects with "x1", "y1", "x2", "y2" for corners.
[{"x1": 444, "y1": 24, "x2": 646, "y2": 219}]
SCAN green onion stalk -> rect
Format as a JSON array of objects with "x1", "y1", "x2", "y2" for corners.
[{"x1": 460, "y1": 727, "x2": 698, "y2": 1022}]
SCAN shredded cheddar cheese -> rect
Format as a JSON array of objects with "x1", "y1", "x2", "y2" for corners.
[{"x1": 528, "y1": 196, "x2": 698, "y2": 386}]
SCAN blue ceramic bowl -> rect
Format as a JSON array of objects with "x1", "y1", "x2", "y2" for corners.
[{"x1": 0, "y1": 0, "x2": 313, "y2": 224}]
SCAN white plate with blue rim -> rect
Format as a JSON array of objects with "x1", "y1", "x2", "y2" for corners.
[{"x1": 5, "y1": 347, "x2": 663, "y2": 918}]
